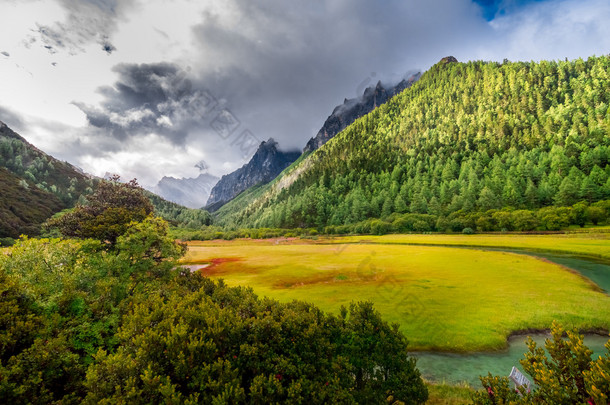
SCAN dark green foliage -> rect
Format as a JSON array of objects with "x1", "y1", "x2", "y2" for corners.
[
  {"x1": 0, "y1": 217, "x2": 187, "y2": 403},
  {"x1": 147, "y1": 191, "x2": 212, "y2": 228},
  {"x1": 84, "y1": 283, "x2": 427, "y2": 404},
  {"x1": 216, "y1": 57, "x2": 610, "y2": 231},
  {"x1": 473, "y1": 322, "x2": 610, "y2": 404},
  {"x1": 1, "y1": 222, "x2": 427, "y2": 403},
  {"x1": 49, "y1": 177, "x2": 154, "y2": 246},
  {"x1": 0, "y1": 168, "x2": 65, "y2": 238}
]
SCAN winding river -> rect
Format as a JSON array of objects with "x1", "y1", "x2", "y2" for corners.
[{"x1": 411, "y1": 249, "x2": 610, "y2": 387}]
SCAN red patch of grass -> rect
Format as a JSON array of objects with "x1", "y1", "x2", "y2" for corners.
[{"x1": 201, "y1": 257, "x2": 242, "y2": 275}]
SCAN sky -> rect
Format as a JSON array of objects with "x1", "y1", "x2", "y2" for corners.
[{"x1": 1, "y1": 0, "x2": 609, "y2": 189}]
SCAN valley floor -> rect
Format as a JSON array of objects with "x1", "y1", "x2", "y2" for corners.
[{"x1": 183, "y1": 232, "x2": 610, "y2": 352}]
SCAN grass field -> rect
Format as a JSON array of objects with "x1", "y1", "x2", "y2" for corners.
[
  {"x1": 328, "y1": 233, "x2": 610, "y2": 260},
  {"x1": 183, "y1": 235, "x2": 610, "y2": 352}
]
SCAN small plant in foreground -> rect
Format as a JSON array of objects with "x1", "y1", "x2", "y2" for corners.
[{"x1": 472, "y1": 321, "x2": 610, "y2": 404}]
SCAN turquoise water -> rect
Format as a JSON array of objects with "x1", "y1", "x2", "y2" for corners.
[
  {"x1": 519, "y1": 251, "x2": 610, "y2": 293},
  {"x1": 412, "y1": 334, "x2": 608, "y2": 387},
  {"x1": 412, "y1": 249, "x2": 610, "y2": 387}
]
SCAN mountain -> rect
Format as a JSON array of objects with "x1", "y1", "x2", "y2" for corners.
[
  {"x1": 0, "y1": 121, "x2": 93, "y2": 238},
  {"x1": 205, "y1": 73, "x2": 421, "y2": 212},
  {"x1": 215, "y1": 56, "x2": 610, "y2": 230},
  {"x1": 303, "y1": 72, "x2": 421, "y2": 153},
  {"x1": 155, "y1": 172, "x2": 219, "y2": 209},
  {"x1": 0, "y1": 167, "x2": 65, "y2": 239},
  {"x1": 205, "y1": 138, "x2": 300, "y2": 211}
]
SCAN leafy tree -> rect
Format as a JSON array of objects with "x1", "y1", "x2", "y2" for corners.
[
  {"x1": 586, "y1": 206, "x2": 606, "y2": 225},
  {"x1": 50, "y1": 176, "x2": 153, "y2": 246}
]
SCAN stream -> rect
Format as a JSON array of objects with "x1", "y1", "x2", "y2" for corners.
[{"x1": 411, "y1": 248, "x2": 610, "y2": 387}]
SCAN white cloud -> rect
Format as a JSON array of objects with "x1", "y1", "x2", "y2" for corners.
[
  {"x1": 1, "y1": 0, "x2": 610, "y2": 191},
  {"x1": 487, "y1": 0, "x2": 610, "y2": 62}
]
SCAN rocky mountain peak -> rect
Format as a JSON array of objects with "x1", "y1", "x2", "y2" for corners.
[
  {"x1": 205, "y1": 140, "x2": 300, "y2": 211},
  {"x1": 440, "y1": 56, "x2": 458, "y2": 64},
  {"x1": 303, "y1": 72, "x2": 421, "y2": 153}
]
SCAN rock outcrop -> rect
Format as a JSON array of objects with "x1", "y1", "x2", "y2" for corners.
[
  {"x1": 303, "y1": 72, "x2": 421, "y2": 153},
  {"x1": 205, "y1": 138, "x2": 300, "y2": 211}
]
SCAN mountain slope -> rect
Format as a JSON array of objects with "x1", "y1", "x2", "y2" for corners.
[
  {"x1": 155, "y1": 172, "x2": 219, "y2": 209},
  {"x1": 0, "y1": 167, "x2": 65, "y2": 238},
  {"x1": 303, "y1": 73, "x2": 420, "y2": 153},
  {"x1": 209, "y1": 73, "x2": 421, "y2": 215},
  {"x1": 216, "y1": 56, "x2": 610, "y2": 229},
  {"x1": 205, "y1": 138, "x2": 300, "y2": 211},
  {"x1": 0, "y1": 121, "x2": 93, "y2": 237}
]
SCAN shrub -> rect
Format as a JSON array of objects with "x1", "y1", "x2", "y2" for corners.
[
  {"x1": 462, "y1": 227, "x2": 474, "y2": 235},
  {"x1": 0, "y1": 237, "x2": 15, "y2": 247},
  {"x1": 473, "y1": 322, "x2": 610, "y2": 404}
]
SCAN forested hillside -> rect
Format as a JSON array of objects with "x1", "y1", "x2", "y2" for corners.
[
  {"x1": 0, "y1": 121, "x2": 94, "y2": 238},
  {"x1": 216, "y1": 56, "x2": 610, "y2": 231},
  {"x1": 0, "y1": 167, "x2": 64, "y2": 239}
]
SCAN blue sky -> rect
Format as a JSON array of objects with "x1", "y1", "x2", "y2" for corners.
[
  {"x1": 1, "y1": 0, "x2": 609, "y2": 187},
  {"x1": 473, "y1": 0, "x2": 547, "y2": 20}
]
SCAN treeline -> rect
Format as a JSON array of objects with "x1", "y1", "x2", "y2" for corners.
[
  {"x1": 171, "y1": 225, "x2": 322, "y2": 241},
  {"x1": 217, "y1": 56, "x2": 610, "y2": 230},
  {"x1": 173, "y1": 199, "x2": 610, "y2": 241}
]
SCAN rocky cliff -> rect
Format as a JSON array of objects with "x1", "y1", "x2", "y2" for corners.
[
  {"x1": 303, "y1": 73, "x2": 421, "y2": 153},
  {"x1": 205, "y1": 138, "x2": 300, "y2": 211}
]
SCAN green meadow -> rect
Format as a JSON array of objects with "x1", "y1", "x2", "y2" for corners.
[
  {"x1": 183, "y1": 235, "x2": 610, "y2": 352},
  {"x1": 330, "y1": 233, "x2": 610, "y2": 260}
]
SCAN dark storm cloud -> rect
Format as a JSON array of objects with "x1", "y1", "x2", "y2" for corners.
[
  {"x1": 68, "y1": 0, "x2": 610, "y2": 182},
  {"x1": 74, "y1": 62, "x2": 222, "y2": 145},
  {"x1": 72, "y1": 0, "x2": 493, "y2": 172},
  {"x1": 34, "y1": 0, "x2": 134, "y2": 54},
  {"x1": 183, "y1": 0, "x2": 492, "y2": 152}
]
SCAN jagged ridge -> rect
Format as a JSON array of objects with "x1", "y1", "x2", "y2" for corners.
[
  {"x1": 303, "y1": 73, "x2": 421, "y2": 153},
  {"x1": 205, "y1": 138, "x2": 300, "y2": 211}
]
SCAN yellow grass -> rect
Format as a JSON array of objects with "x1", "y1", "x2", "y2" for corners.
[{"x1": 183, "y1": 238, "x2": 610, "y2": 352}]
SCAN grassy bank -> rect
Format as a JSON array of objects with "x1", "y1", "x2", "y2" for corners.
[{"x1": 329, "y1": 233, "x2": 610, "y2": 260}]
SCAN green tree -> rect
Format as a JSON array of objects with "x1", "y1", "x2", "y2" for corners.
[
  {"x1": 50, "y1": 177, "x2": 153, "y2": 246},
  {"x1": 586, "y1": 206, "x2": 606, "y2": 225}
]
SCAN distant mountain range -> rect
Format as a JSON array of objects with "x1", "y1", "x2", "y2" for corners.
[
  {"x1": 189, "y1": 72, "x2": 421, "y2": 212},
  {"x1": 155, "y1": 173, "x2": 219, "y2": 209}
]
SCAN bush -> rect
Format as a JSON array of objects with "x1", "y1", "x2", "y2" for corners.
[
  {"x1": 462, "y1": 227, "x2": 474, "y2": 235},
  {"x1": 473, "y1": 322, "x2": 610, "y2": 404},
  {"x1": 0, "y1": 237, "x2": 15, "y2": 247},
  {"x1": 84, "y1": 283, "x2": 428, "y2": 404}
]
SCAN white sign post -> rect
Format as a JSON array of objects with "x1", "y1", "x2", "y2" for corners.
[{"x1": 509, "y1": 366, "x2": 532, "y2": 392}]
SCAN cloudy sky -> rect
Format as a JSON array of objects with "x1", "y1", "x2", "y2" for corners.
[{"x1": 1, "y1": 0, "x2": 609, "y2": 188}]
